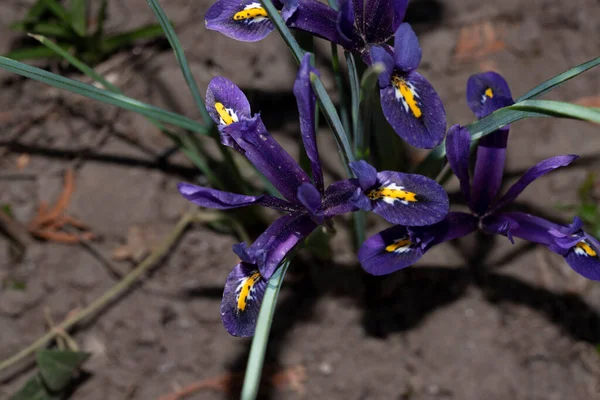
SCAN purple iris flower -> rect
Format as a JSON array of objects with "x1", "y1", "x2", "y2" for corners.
[
  {"x1": 359, "y1": 72, "x2": 600, "y2": 281},
  {"x1": 179, "y1": 54, "x2": 359, "y2": 336}
]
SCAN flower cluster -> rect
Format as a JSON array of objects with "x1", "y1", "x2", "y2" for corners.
[{"x1": 178, "y1": 0, "x2": 600, "y2": 337}]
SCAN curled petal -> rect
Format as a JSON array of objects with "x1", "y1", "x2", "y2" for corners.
[
  {"x1": 412, "y1": 212, "x2": 478, "y2": 247},
  {"x1": 336, "y1": 0, "x2": 360, "y2": 47},
  {"x1": 205, "y1": 0, "x2": 298, "y2": 42},
  {"x1": 206, "y1": 77, "x2": 251, "y2": 128},
  {"x1": 287, "y1": 0, "x2": 343, "y2": 46},
  {"x1": 221, "y1": 115, "x2": 311, "y2": 203},
  {"x1": 492, "y1": 155, "x2": 579, "y2": 212},
  {"x1": 177, "y1": 182, "x2": 300, "y2": 212},
  {"x1": 564, "y1": 234, "x2": 600, "y2": 281},
  {"x1": 369, "y1": 45, "x2": 395, "y2": 87},
  {"x1": 297, "y1": 182, "x2": 324, "y2": 223},
  {"x1": 252, "y1": 214, "x2": 317, "y2": 278},
  {"x1": 360, "y1": 171, "x2": 449, "y2": 226},
  {"x1": 294, "y1": 53, "x2": 324, "y2": 193},
  {"x1": 380, "y1": 70, "x2": 446, "y2": 149},
  {"x1": 393, "y1": 23, "x2": 421, "y2": 72},
  {"x1": 466, "y1": 71, "x2": 513, "y2": 118},
  {"x1": 349, "y1": 160, "x2": 378, "y2": 190},
  {"x1": 445, "y1": 125, "x2": 472, "y2": 204},
  {"x1": 358, "y1": 225, "x2": 424, "y2": 275},
  {"x1": 221, "y1": 262, "x2": 268, "y2": 336},
  {"x1": 322, "y1": 179, "x2": 361, "y2": 217}
]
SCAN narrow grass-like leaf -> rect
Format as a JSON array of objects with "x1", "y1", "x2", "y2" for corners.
[
  {"x1": 346, "y1": 51, "x2": 360, "y2": 146},
  {"x1": 0, "y1": 56, "x2": 209, "y2": 134},
  {"x1": 4, "y1": 45, "x2": 66, "y2": 61},
  {"x1": 70, "y1": 0, "x2": 86, "y2": 37},
  {"x1": 517, "y1": 56, "x2": 600, "y2": 102},
  {"x1": 355, "y1": 62, "x2": 383, "y2": 159},
  {"x1": 259, "y1": 0, "x2": 304, "y2": 63},
  {"x1": 23, "y1": 0, "x2": 49, "y2": 24},
  {"x1": 94, "y1": 0, "x2": 109, "y2": 38},
  {"x1": 146, "y1": 0, "x2": 212, "y2": 125},
  {"x1": 310, "y1": 72, "x2": 355, "y2": 174},
  {"x1": 330, "y1": 44, "x2": 350, "y2": 134},
  {"x1": 101, "y1": 24, "x2": 165, "y2": 53},
  {"x1": 507, "y1": 100, "x2": 600, "y2": 125},
  {"x1": 241, "y1": 260, "x2": 291, "y2": 400},
  {"x1": 10, "y1": 22, "x2": 72, "y2": 38},
  {"x1": 42, "y1": 0, "x2": 71, "y2": 24}
]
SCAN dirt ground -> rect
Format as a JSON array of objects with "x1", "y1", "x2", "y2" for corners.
[{"x1": 1, "y1": 0, "x2": 600, "y2": 399}]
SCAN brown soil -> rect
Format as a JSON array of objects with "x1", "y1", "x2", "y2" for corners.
[{"x1": 1, "y1": 0, "x2": 600, "y2": 399}]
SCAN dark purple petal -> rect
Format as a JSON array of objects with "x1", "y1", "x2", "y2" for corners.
[
  {"x1": 492, "y1": 155, "x2": 579, "y2": 212},
  {"x1": 412, "y1": 212, "x2": 478, "y2": 248},
  {"x1": 297, "y1": 182, "x2": 324, "y2": 223},
  {"x1": 335, "y1": 0, "x2": 361, "y2": 48},
  {"x1": 369, "y1": 45, "x2": 395, "y2": 87},
  {"x1": 206, "y1": 0, "x2": 277, "y2": 42},
  {"x1": 353, "y1": 0, "x2": 404, "y2": 44},
  {"x1": 564, "y1": 234, "x2": 600, "y2": 281},
  {"x1": 323, "y1": 179, "x2": 361, "y2": 217},
  {"x1": 349, "y1": 160, "x2": 378, "y2": 190},
  {"x1": 358, "y1": 225, "x2": 424, "y2": 275},
  {"x1": 380, "y1": 70, "x2": 446, "y2": 149},
  {"x1": 251, "y1": 214, "x2": 317, "y2": 278},
  {"x1": 445, "y1": 124, "x2": 472, "y2": 205},
  {"x1": 466, "y1": 71, "x2": 513, "y2": 118},
  {"x1": 288, "y1": 0, "x2": 343, "y2": 45},
  {"x1": 221, "y1": 262, "x2": 267, "y2": 336},
  {"x1": 362, "y1": 170, "x2": 449, "y2": 226},
  {"x1": 393, "y1": 23, "x2": 421, "y2": 72},
  {"x1": 294, "y1": 53, "x2": 324, "y2": 193},
  {"x1": 206, "y1": 77, "x2": 252, "y2": 128},
  {"x1": 470, "y1": 127, "x2": 509, "y2": 215},
  {"x1": 177, "y1": 182, "x2": 301, "y2": 212},
  {"x1": 221, "y1": 115, "x2": 311, "y2": 203}
]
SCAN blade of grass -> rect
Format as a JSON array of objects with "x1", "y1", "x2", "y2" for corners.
[
  {"x1": 23, "y1": 0, "x2": 49, "y2": 24},
  {"x1": 0, "y1": 56, "x2": 209, "y2": 134},
  {"x1": 70, "y1": 0, "x2": 86, "y2": 37},
  {"x1": 259, "y1": 0, "x2": 304, "y2": 63},
  {"x1": 331, "y1": 44, "x2": 350, "y2": 135},
  {"x1": 355, "y1": 62, "x2": 383, "y2": 159},
  {"x1": 241, "y1": 259, "x2": 291, "y2": 400},
  {"x1": 93, "y1": 0, "x2": 108, "y2": 38},
  {"x1": 4, "y1": 45, "x2": 67, "y2": 61},
  {"x1": 101, "y1": 24, "x2": 165, "y2": 53},
  {"x1": 28, "y1": 33, "x2": 220, "y2": 187},
  {"x1": 10, "y1": 22, "x2": 72, "y2": 38},
  {"x1": 507, "y1": 100, "x2": 600, "y2": 125},
  {"x1": 517, "y1": 56, "x2": 600, "y2": 102},
  {"x1": 41, "y1": 0, "x2": 71, "y2": 24},
  {"x1": 146, "y1": 0, "x2": 211, "y2": 126},
  {"x1": 346, "y1": 51, "x2": 359, "y2": 146}
]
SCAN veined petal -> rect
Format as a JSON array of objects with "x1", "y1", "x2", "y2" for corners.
[
  {"x1": 252, "y1": 214, "x2": 317, "y2": 278},
  {"x1": 393, "y1": 23, "x2": 421, "y2": 72},
  {"x1": 206, "y1": 77, "x2": 251, "y2": 128},
  {"x1": 466, "y1": 71, "x2": 513, "y2": 118},
  {"x1": 353, "y1": 0, "x2": 406, "y2": 44},
  {"x1": 381, "y1": 70, "x2": 446, "y2": 149},
  {"x1": 445, "y1": 125, "x2": 472, "y2": 205},
  {"x1": 322, "y1": 179, "x2": 361, "y2": 217},
  {"x1": 221, "y1": 262, "x2": 268, "y2": 336},
  {"x1": 492, "y1": 155, "x2": 579, "y2": 212},
  {"x1": 412, "y1": 212, "x2": 478, "y2": 247},
  {"x1": 294, "y1": 53, "x2": 324, "y2": 193},
  {"x1": 358, "y1": 225, "x2": 424, "y2": 275},
  {"x1": 177, "y1": 182, "x2": 301, "y2": 212},
  {"x1": 349, "y1": 160, "x2": 378, "y2": 190},
  {"x1": 362, "y1": 170, "x2": 449, "y2": 226},
  {"x1": 297, "y1": 182, "x2": 324, "y2": 223},
  {"x1": 287, "y1": 0, "x2": 342, "y2": 45},
  {"x1": 221, "y1": 115, "x2": 311, "y2": 203},
  {"x1": 336, "y1": 0, "x2": 360, "y2": 47},
  {"x1": 206, "y1": 0, "x2": 273, "y2": 42},
  {"x1": 564, "y1": 234, "x2": 600, "y2": 281}
]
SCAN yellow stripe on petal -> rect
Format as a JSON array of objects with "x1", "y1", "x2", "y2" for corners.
[
  {"x1": 485, "y1": 88, "x2": 494, "y2": 98},
  {"x1": 233, "y1": 3, "x2": 268, "y2": 21},
  {"x1": 368, "y1": 183, "x2": 418, "y2": 205},
  {"x1": 392, "y1": 75, "x2": 422, "y2": 119},
  {"x1": 575, "y1": 241, "x2": 597, "y2": 257},
  {"x1": 385, "y1": 238, "x2": 413, "y2": 253},
  {"x1": 215, "y1": 102, "x2": 238, "y2": 126},
  {"x1": 236, "y1": 271, "x2": 262, "y2": 312}
]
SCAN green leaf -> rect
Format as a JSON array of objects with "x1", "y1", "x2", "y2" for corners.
[
  {"x1": 578, "y1": 204, "x2": 597, "y2": 224},
  {"x1": 36, "y1": 350, "x2": 89, "y2": 392},
  {"x1": 346, "y1": 51, "x2": 359, "y2": 148},
  {"x1": 28, "y1": 22, "x2": 74, "y2": 39},
  {"x1": 517, "y1": 56, "x2": 600, "y2": 102},
  {"x1": 507, "y1": 100, "x2": 600, "y2": 125},
  {"x1": 23, "y1": 0, "x2": 51, "y2": 24},
  {"x1": 4, "y1": 45, "x2": 66, "y2": 61},
  {"x1": 241, "y1": 260, "x2": 291, "y2": 400},
  {"x1": 101, "y1": 24, "x2": 165, "y2": 53},
  {"x1": 146, "y1": 0, "x2": 212, "y2": 125},
  {"x1": 70, "y1": 0, "x2": 87, "y2": 37},
  {"x1": 41, "y1": 0, "x2": 71, "y2": 24},
  {"x1": 259, "y1": 0, "x2": 304, "y2": 63},
  {"x1": 9, "y1": 375, "x2": 61, "y2": 400},
  {"x1": 93, "y1": 0, "x2": 109, "y2": 38},
  {"x1": 0, "y1": 56, "x2": 209, "y2": 135}
]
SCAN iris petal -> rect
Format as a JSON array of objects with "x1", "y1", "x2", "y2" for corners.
[
  {"x1": 358, "y1": 225, "x2": 424, "y2": 275},
  {"x1": 205, "y1": 0, "x2": 298, "y2": 42},
  {"x1": 365, "y1": 170, "x2": 449, "y2": 226},
  {"x1": 322, "y1": 179, "x2": 361, "y2": 217},
  {"x1": 492, "y1": 155, "x2": 579, "y2": 212},
  {"x1": 206, "y1": 76, "x2": 251, "y2": 128},
  {"x1": 565, "y1": 235, "x2": 600, "y2": 281},
  {"x1": 294, "y1": 53, "x2": 324, "y2": 193},
  {"x1": 379, "y1": 70, "x2": 446, "y2": 149},
  {"x1": 221, "y1": 115, "x2": 311, "y2": 203},
  {"x1": 466, "y1": 71, "x2": 513, "y2": 118},
  {"x1": 393, "y1": 23, "x2": 421, "y2": 72},
  {"x1": 221, "y1": 262, "x2": 268, "y2": 337},
  {"x1": 445, "y1": 125, "x2": 472, "y2": 205}
]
